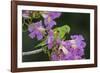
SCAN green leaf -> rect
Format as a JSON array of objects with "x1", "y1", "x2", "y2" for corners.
[
  {"x1": 34, "y1": 38, "x2": 47, "y2": 48},
  {"x1": 32, "y1": 11, "x2": 41, "y2": 19},
  {"x1": 43, "y1": 47, "x2": 47, "y2": 54},
  {"x1": 54, "y1": 24, "x2": 70, "y2": 39}
]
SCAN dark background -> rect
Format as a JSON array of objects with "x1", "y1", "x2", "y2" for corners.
[{"x1": 22, "y1": 12, "x2": 90, "y2": 62}]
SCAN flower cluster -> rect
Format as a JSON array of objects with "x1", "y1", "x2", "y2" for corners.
[
  {"x1": 51, "y1": 35, "x2": 86, "y2": 61},
  {"x1": 28, "y1": 21, "x2": 45, "y2": 40},
  {"x1": 22, "y1": 10, "x2": 86, "y2": 61}
]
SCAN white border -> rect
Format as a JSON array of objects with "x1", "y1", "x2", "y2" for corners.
[{"x1": 17, "y1": 5, "x2": 94, "y2": 68}]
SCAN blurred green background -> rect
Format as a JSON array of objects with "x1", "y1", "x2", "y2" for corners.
[{"x1": 22, "y1": 12, "x2": 90, "y2": 62}]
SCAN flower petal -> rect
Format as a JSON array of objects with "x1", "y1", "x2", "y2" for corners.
[
  {"x1": 36, "y1": 31, "x2": 43, "y2": 40},
  {"x1": 49, "y1": 12, "x2": 61, "y2": 19},
  {"x1": 51, "y1": 52, "x2": 59, "y2": 61},
  {"x1": 28, "y1": 31, "x2": 35, "y2": 39}
]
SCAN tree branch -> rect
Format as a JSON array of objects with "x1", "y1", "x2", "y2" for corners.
[{"x1": 22, "y1": 48, "x2": 43, "y2": 56}]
